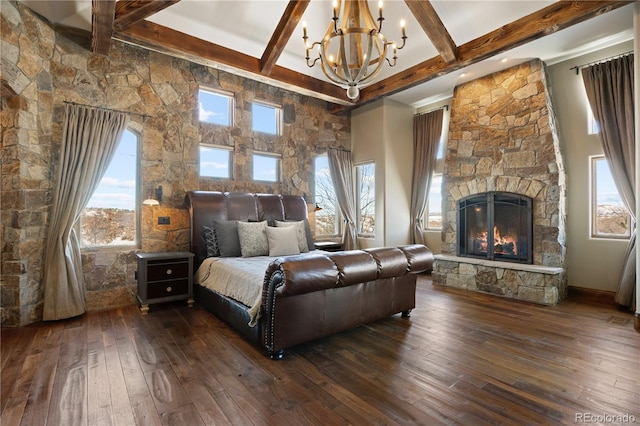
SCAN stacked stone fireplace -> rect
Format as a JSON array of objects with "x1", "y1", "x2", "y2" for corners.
[{"x1": 432, "y1": 59, "x2": 568, "y2": 305}]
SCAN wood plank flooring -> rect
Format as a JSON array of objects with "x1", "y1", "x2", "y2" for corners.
[{"x1": 2, "y1": 276, "x2": 639, "y2": 425}]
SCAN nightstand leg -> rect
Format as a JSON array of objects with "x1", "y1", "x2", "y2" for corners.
[
  {"x1": 187, "y1": 298, "x2": 194, "y2": 308},
  {"x1": 140, "y1": 304, "x2": 149, "y2": 315}
]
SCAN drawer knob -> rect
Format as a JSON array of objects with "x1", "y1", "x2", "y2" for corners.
[
  {"x1": 166, "y1": 286, "x2": 172, "y2": 293},
  {"x1": 166, "y1": 268, "x2": 173, "y2": 275}
]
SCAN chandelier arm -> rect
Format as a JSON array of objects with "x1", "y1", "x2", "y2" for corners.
[{"x1": 351, "y1": 31, "x2": 376, "y2": 85}]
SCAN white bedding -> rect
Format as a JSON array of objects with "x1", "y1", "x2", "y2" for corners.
[{"x1": 194, "y1": 252, "x2": 324, "y2": 326}]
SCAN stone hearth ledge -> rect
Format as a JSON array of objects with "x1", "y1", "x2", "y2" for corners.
[{"x1": 432, "y1": 254, "x2": 566, "y2": 305}]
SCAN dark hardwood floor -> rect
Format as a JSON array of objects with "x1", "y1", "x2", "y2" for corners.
[{"x1": 2, "y1": 276, "x2": 639, "y2": 425}]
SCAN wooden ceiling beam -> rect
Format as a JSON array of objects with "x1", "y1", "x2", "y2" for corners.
[
  {"x1": 114, "y1": 20, "x2": 353, "y2": 105},
  {"x1": 332, "y1": 0, "x2": 633, "y2": 113},
  {"x1": 260, "y1": 0, "x2": 310, "y2": 76},
  {"x1": 91, "y1": 0, "x2": 116, "y2": 55},
  {"x1": 114, "y1": 0, "x2": 181, "y2": 32},
  {"x1": 404, "y1": 0, "x2": 457, "y2": 64}
]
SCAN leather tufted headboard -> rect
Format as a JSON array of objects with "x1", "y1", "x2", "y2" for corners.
[{"x1": 185, "y1": 191, "x2": 308, "y2": 268}]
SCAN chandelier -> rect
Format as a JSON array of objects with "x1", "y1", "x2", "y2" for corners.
[{"x1": 303, "y1": 0, "x2": 407, "y2": 100}]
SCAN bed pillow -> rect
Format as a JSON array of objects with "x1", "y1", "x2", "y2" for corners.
[
  {"x1": 202, "y1": 225, "x2": 219, "y2": 257},
  {"x1": 237, "y1": 220, "x2": 269, "y2": 257},
  {"x1": 266, "y1": 226, "x2": 301, "y2": 256},
  {"x1": 213, "y1": 220, "x2": 241, "y2": 257},
  {"x1": 275, "y1": 220, "x2": 309, "y2": 253}
]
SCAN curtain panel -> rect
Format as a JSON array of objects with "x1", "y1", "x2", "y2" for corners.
[
  {"x1": 582, "y1": 54, "x2": 635, "y2": 309},
  {"x1": 327, "y1": 148, "x2": 358, "y2": 250},
  {"x1": 410, "y1": 109, "x2": 444, "y2": 244},
  {"x1": 42, "y1": 104, "x2": 129, "y2": 320}
]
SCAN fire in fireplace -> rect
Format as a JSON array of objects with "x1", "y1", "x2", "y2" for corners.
[{"x1": 457, "y1": 192, "x2": 533, "y2": 264}]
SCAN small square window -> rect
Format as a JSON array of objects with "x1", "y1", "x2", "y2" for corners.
[
  {"x1": 199, "y1": 88, "x2": 233, "y2": 126},
  {"x1": 253, "y1": 153, "x2": 280, "y2": 182},
  {"x1": 252, "y1": 101, "x2": 281, "y2": 135},
  {"x1": 200, "y1": 145, "x2": 233, "y2": 179}
]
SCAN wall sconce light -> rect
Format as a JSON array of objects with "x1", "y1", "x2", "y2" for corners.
[{"x1": 143, "y1": 185, "x2": 163, "y2": 206}]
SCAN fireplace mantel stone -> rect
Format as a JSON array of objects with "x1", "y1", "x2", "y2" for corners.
[{"x1": 433, "y1": 255, "x2": 565, "y2": 305}]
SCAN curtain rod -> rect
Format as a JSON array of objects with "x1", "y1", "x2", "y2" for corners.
[
  {"x1": 63, "y1": 100, "x2": 150, "y2": 120},
  {"x1": 569, "y1": 51, "x2": 633, "y2": 75},
  {"x1": 415, "y1": 105, "x2": 448, "y2": 116}
]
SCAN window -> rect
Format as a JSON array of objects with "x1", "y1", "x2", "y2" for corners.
[
  {"x1": 356, "y1": 162, "x2": 375, "y2": 236},
  {"x1": 425, "y1": 174, "x2": 443, "y2": 229},
  {"x1": 80, "y1": 128, "x2": 139, "y2": 247},
  {"x1": 252, "y1": 100, "x2": 281, "y2": 135},
  {"x1": 591, "y1": 156, "x2": 630, "y2": 239},
  {"x1": 314, "y1": 155, "x2": 341, "y2": 236},
  {"x1": 253, "y1": 152, "x2": 280, "y2": 182},
  {"x1": 200, "y1": 144, "x2": 233, "y2": 179},
  {"x1": 199, "y1": 88, "x2": 233, "y2": 126},
  {"x1": 587, "y1": 105, "x2": 600, "y2": 135}
]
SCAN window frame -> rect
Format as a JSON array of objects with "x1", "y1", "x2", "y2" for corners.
[
  {"x1": 313, "y1": 154, "x2": 342, "y2": 238},
  {"x1": 251, "y1": 99, "x2": 282, "y2": 136},
  {"x1": 199, "y1": 143, "x2": 234, "y2": 179},
  {"x1": 198, "y1": 87, "x2": 235, "y2": 127},
  {"x1": 590, "y1": 155, "x2": 631, "y2": 240},
  {"x1": 80, "y1": 127, "x2": 141, "y2": 249},
  {"x1": 587, "y1": 105, "x2": 600, "y2": 135},
  {"x1": 252, "y1": 151, "x2": 281, "y2": 183},
  {"x1": 356, "y1": 161, "x2": 376, "y2": 238}
]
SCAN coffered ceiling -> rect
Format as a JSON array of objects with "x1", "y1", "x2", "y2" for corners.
[{"x1": 18, "y1": 1, "x2": 636, "y2": 111}]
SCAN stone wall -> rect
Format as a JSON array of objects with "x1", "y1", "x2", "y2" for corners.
[
  {"x1": 0, "y1": 1, "x2": 350, "y2": 325},
  {"x1": 433, "y1": 59, "x2": 568, "y2": 304}
]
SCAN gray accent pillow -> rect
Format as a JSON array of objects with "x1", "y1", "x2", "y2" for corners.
[
  {"x1": 266, "y1": 226, "x2": 300, "y2": 256},
  {"x1": 213, "y1": 220, "x2": 241, "y2": 257},
  {"x1": 275, "y1": 220, "x2": 309, "y2": 253},
  {"x1": 202, "y1": 225, "x2": 219, "y2": 257},
  {"x1": 237, "y1": 220, "x2": 269, "y2": 257}
]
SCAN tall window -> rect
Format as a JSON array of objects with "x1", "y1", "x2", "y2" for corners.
[
  {"x1": 356, "y1": 162, "x2": 375, "y2": 236},
  {"x1": 199, "y1": 88, "x2": 233, "y2": 126},
  {"x1": 200, "y1": 144, "x2": 233, "y2": 179},
  {"x1": 80, "y1": 128, "x2": 139, "y2": 247},
  {"x1": 425, "y1": 173, "x2": 443, "y2": 229},
  {"x1": 253, "y1": 152, "x2": 281, "y2": 182},
  {"x1": 591, "y1": 156, "x2": 630, "y2": 239},
  {"x1": 314, "y1": 155, "x2": 341, "y2": 236},
  {"x1": 252, "y1": 100, "x2": 281, "y2": 135}
]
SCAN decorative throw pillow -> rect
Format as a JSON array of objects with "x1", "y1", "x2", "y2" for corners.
[
  {"x1": 202, "y1": 225, "x2": 219, "y2": 257},
  {"x1": 237, "y1": 221, "x2": 269, "y2": 257},
  {"x1": 213, "y1": 220, "x2": 241, "y2": 257},
  {"x1": 266, "y1": 226, "x2": 300, "y2": 256},
  {"x1": 275, "y1": 220, "x2": 309, "y2": 253}
]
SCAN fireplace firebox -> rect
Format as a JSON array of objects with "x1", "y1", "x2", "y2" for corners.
[{"x1": 457, "y1": 192, "x2": 533, "y2": 264}]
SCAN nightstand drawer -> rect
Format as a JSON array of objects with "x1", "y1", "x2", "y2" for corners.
[
  {"x1": 146, "y1": 279, "x2": 189, "y2": 299},
  {"x1": 147, "y1": 261, "x2": 189, "y2": 282}
]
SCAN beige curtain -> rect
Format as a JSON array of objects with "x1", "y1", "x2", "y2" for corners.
[
  {"x1": 328, "y1": 148, "x2": 358, "y2": 250},
  {"x1": 582, "y1": 54, "x2": 635, "y2": 309},
  {"x1": 410, "y1": 109, "x2": 445, "y2": 244},
  {"x1": 42, "y1": 104, "x2": 129, "y2": 320}
]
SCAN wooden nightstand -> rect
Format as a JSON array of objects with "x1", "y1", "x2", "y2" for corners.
[
  {"x1": 314, "y1": 241, "x2": 343, "y2": 252},
  {"x1": 135, "y1": 251, "x2": 194, "y2": 314}
]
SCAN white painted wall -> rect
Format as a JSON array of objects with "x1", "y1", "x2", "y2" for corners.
[
  {"x1": 546, "y1": 40, "x2": 633, "y2": 291},
  {"x1": 351, "y1": 98, "x2": 414, "y2": 248}
]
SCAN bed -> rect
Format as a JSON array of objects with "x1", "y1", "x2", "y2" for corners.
[{"x1": 186, "y1": 191, "x2": 434, "y2": 358}]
